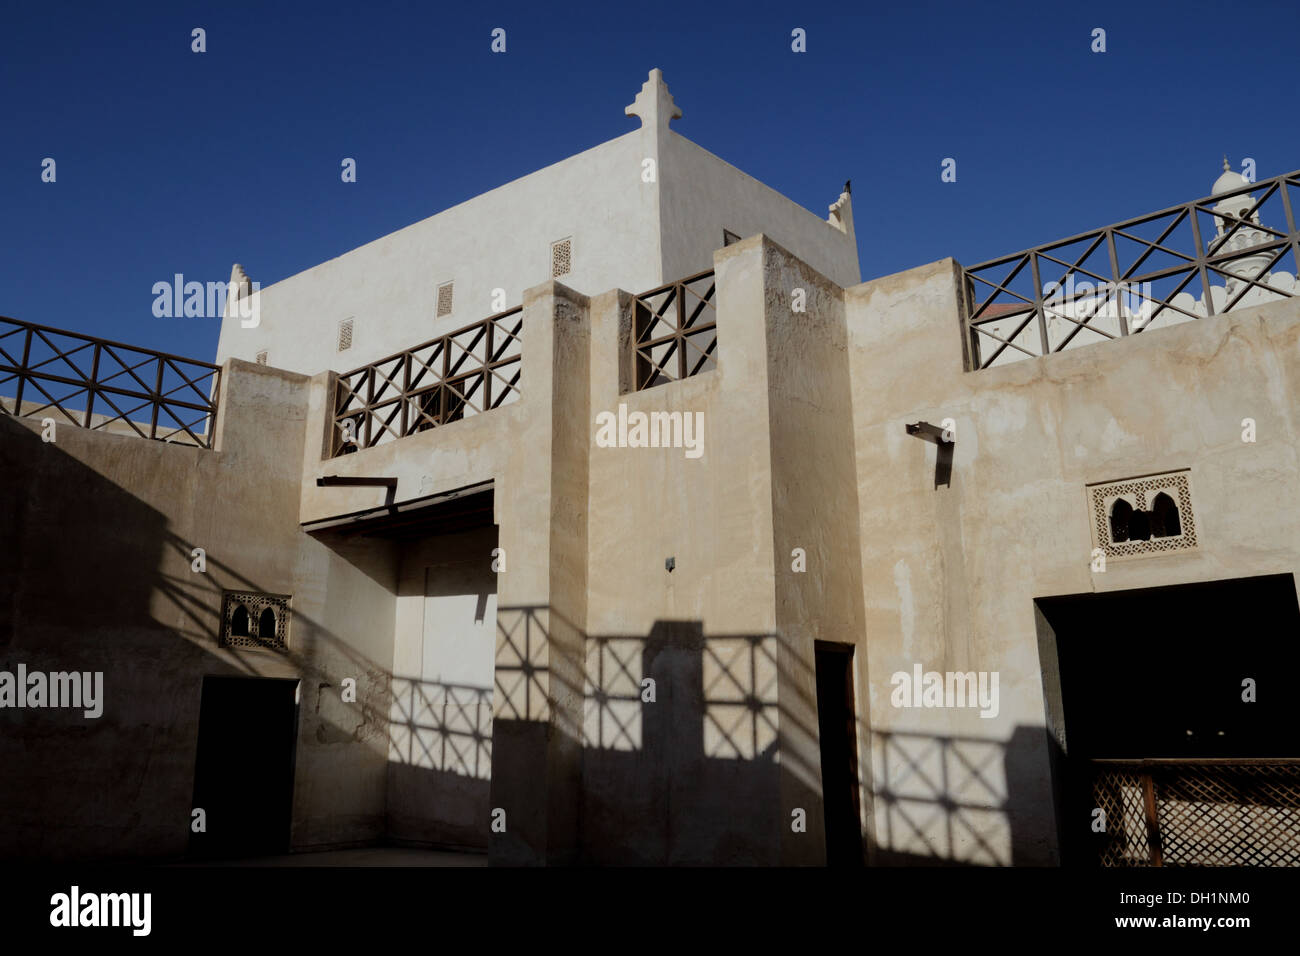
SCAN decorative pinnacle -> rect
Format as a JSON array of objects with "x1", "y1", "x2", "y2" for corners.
[
  {"x1": 1223, "y1": 155, "x2": 1231, "y2": 172},
  {"x1": 625, "y1": 69, "x2": 681, "y2": 130}
]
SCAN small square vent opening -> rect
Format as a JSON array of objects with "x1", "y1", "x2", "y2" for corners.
[{"x1": 437, "y1": 281, "x2": 454, "y2": 318}]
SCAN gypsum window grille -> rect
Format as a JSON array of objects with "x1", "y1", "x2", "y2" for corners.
[
  {"x1": 437, "y1": 281, "x2": 454, "y2": 318},
  {"x1": 256, "y1": 350, "x2": 268, "y2": 366},
  {"x1": 338, "y1": 318, "x2": 354, "y2": 352},
  {"x1": 551, "y1": 238, "x2": 572, "y2": 278},
  {"x1": 0, "y1": 314, "x2": 221, "y2": 448},
  {"x1": 963, "y1": 168, "x2": 1300, "y2": 370},
  {"x1": 1088, "y1": 471, "x2": 1197, "y2": 559},
  {"x1": 331, "y1": 306, "x2": 523, "y2": 455},
  {"x1": 220, "y1": 591, "x2": 291, "y2": 651},
  {"x1": 632, "y1": 269, "x2": 717, "y2": 391}
]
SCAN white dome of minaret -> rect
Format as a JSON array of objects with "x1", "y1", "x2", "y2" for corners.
[
  {"x1": 1212, "y1": 156, "x2": 1250, "y2": 197},
  {"x1": 1212, "y1": 156, "x2": 1256, "y2": 224},
  {"x1": 1207, "y1": 156, "x2": 1275, "y2": 298}
]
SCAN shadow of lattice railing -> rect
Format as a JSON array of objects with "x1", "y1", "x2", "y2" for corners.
[
  {"x1": 387, "y1": 677, "x2": 492, "y2": 781},
  {"x1": 581, "y1": 632, "x2": 779, "y2": 759},
  {"x1": 494, "y1": 607, "x2": 552, "y2": 724},
  {"x1": 874, "y1": 729, "x2": 1015, "y2": 866}
]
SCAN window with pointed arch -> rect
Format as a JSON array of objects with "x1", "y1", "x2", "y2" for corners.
[{"x1": 220, "y1": 591, "x2": 291, "y2": 651}]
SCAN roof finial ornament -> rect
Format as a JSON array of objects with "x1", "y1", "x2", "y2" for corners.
[
  {"x1": 1223, "y1": 154, "x2": 1231, "y2": 172},
  {"x1": 626, "y1": 68, "x2": 682, "y2": 131}
]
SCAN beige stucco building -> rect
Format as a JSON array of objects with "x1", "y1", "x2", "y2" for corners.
[{"x1": 3, "y1": 70, "x2": 1299, "y2": 867}]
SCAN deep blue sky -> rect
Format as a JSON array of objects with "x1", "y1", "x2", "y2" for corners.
[{"x1": 3, "y1": 0, "x2": 1298, "y2": 363}]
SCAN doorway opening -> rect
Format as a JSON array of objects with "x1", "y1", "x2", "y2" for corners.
[
  {"x1": 1036, "y1": 573, "x2": 1300, "y2": 866},
  {"x1": 189, "y1": 676, "x2": 300, "y2": 860},
  {"x1": 815, "y1": 641, "x2": 864, "y2": 866}
]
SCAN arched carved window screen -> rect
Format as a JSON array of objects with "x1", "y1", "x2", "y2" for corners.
[
  {"x1": 1089, "y1": 471, "x2": 1196, "y2": 560},
  {"x1": 220, "y1": 591, "x2": 291, "y2": 651}
]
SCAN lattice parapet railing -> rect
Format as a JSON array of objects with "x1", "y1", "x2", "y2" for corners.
[
  {"x1": 1091, "y1": 759, "x2": 1300, "y2": 867},
  {"x1": 632, "y1": 270, "x2": 717, "y2": 391},
  {"x1": 331, "y1": 306, "x2": 523, "y2": 456},
  {"x1": 963, "y1": 170, "x2": 1300, "y2": 370},
  {"x1": 0, "y1": 315, "x2": 221, "y2": 447}
]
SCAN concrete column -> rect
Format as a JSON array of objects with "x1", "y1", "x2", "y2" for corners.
[
  {"x1": 708, "y1": 236, "x2": 872, "y2": 865},
  {"x1": 489, "y1": 280, "x2": 591, "y2": 865},
  {"x1": 752, "y1": 237, "x2": 869, "y2": 865}
]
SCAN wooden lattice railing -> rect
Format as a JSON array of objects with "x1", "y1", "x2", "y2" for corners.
[
  {"x1": 0, "y1": 315, "x2": 221, "y2": 447},
  {"x1": 1091, "y1": 758, "x2": 1300, "y2": 867},
  {"x1": 331, "y1": 306, "x2": 523, "y2": 456},
  {"x1": 963, "y1": 169, "x2": 1300, "y2": 370},
  {"x1": 633, "y1": 270, "x2": 717, "y2": 390}
]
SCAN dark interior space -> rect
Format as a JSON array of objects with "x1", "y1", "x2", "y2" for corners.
[
  {"x1": 815, "y1": 640, "x2": 863, "y2": 866},
  {"x1": 190, "y1": 676, "x2": 300, "y2": 860},
  {"x1": 1040, "y1": 573, "x2": 1300, "y2": 760},
  {"x1": 1037, "y1": 573, "x2": 1300, "y2": 865}
]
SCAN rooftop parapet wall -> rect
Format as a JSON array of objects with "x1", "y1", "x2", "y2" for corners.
[
  {"x1": 297, "y1": 279, "x2": 578, "y2": 526},
  {"x1": 300, "y1": 372, "x2": 521, "y2": 527}
]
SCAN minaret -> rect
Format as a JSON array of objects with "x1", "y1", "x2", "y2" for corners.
[{"x1": 1209, "y1": 157, "x2": 1272, "y2": 299}]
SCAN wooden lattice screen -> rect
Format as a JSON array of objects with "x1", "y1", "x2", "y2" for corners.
[
  {"x1": 962, "y1": 169, "x2": 1300, "y2": 370},
  {"x1": 1091, "y1": 759, "x2": 1300, "y2": 867},
  {"x1": 0, "y1": 314, "x2": 221, "y2": 447},
  {"x1": 332, "y1": 306, "x2": 523, "y2": 456},
  {"x1": 633, "y1": 270, "x2": 717, "y2": 390}
]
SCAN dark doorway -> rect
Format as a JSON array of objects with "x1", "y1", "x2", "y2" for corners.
[
  {"x1": 815, "y1": 641, "x2": 863, "y2": 866},
  {"x1": 190, "y1": 676, "x2": 300, "y2": 860},
  {"x1": 1036, "y1": 573, "x2": 1300, "y2": 865}
]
